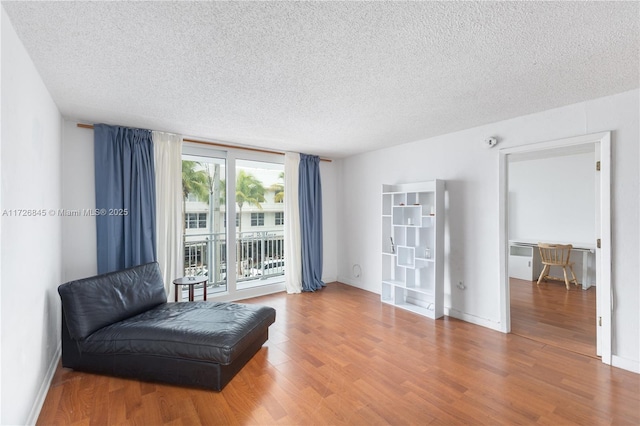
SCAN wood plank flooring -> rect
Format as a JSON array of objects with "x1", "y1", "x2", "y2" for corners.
[
  {"x1": 38, "y1": 282, "x2": 638, "y2": 425},
  {"x1": 510, "y1": 278, "x2": 596, "y2": 357}
]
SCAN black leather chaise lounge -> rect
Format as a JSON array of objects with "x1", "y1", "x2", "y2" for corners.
[{"x1": 58, "y1": 262, "x2": 276, "y2": 391}]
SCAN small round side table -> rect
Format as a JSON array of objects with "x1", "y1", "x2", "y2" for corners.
[{"x1": 173, "y1": 276, "x2": 208, "y2": 302}]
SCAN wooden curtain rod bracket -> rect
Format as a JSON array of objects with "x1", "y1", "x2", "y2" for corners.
[{"x1": 77, "y1": 123, "x2": 331, "y2": 162}]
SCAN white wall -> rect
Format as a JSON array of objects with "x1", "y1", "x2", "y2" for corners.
[
  {"x1": 509, "y1": 151, "x2": 595, "y2": 246},
  {"x1": 337, "y1": 89, "x2": 639, "y2": 372},
  {"x1": 61, "y1": 121, "x2": 339, "y2": 285},
  {"x1": 320, "y1": 159, "x2": 338, "y2": 283},
  {"x1": 1, "y1": 7, "x2": 63, "y2": 425},
  {"x1": 61, "y1": 121, "x2": 97, "y2": 282}
]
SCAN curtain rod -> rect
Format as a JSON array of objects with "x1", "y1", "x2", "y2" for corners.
[{"x1": 77, "y1": 123, "x2": 332, "y2": 162}]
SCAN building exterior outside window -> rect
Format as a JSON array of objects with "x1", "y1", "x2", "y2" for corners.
[
  {"x1": 275, "y1": 212, "x2": 284, "y2": 225},
  {"x1": 251, "y1": 212, "x2": 265, "y2": 226},
  {"x1": 185, "y1": 213, "x2": 207, "y2": 229}
]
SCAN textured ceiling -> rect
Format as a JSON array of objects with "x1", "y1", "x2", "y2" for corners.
[{"x1": 2, "y1": 1, "x2": 639, "y2": 158}]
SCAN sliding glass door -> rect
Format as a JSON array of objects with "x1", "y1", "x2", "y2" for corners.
[{"x1": 181, "y1": 145, "x2": 285, "y2": 300}]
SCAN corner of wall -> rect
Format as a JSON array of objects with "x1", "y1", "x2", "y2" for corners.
[
  {"x1": 25, "y1": 345, "x2": 61, "y2": 425},
  {"x1": 611, "y1": 355, "x2": 640, "y2": 374}
]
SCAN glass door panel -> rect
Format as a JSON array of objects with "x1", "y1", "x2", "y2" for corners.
[
  {"x1": 182, "y1": 154, "x2": 227, "y2": 297},
  {"x1": 235, "y1": 159, "x2": 285, "y2": 288}
]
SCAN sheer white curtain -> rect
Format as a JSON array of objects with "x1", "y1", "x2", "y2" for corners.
[
  {"x1": 153, "y1": 131, "x2": 183, "y2": 301},
  {"x1": 284, "y1": 152, "x2": 302, "y2": 293}
]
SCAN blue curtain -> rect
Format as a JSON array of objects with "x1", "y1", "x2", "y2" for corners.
[
  {"x1": 94, "y1": 124, "x2": 157, "y2": 274},
  {"x1": 299, "y1": 154, "x2": 325, "y2": 291}
]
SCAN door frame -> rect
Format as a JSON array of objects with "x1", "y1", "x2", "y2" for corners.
[
  {"x1": 498, "y1": 131, "x2": 611, "y2": 364},
  {"x1": 182, "y1": 143, "x2": 287, "y2": 302}
]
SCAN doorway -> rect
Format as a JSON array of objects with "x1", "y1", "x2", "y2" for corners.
[
  {"x1": 498, "y1": 132, "x2": 612, "y2": 365},
  {"x1": 509, "y1": 277, "x2": 597, "y2": 356}
]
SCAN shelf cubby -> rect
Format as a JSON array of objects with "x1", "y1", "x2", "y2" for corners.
[
  {"x1": 382, "y1": 194, "x2": 392, "y2": 216},
  {"x1": 397, "y1": 246, "x2": 415, "y2": 268}
]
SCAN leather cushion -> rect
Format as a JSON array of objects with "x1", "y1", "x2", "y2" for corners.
[
  {"x1": 58, "y1": 262, "x2": 167, "y2": 339},
  {"x1": 78, "y1": 301, "x2": 276, "y2": 365}
]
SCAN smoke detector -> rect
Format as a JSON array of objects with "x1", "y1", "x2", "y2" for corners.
[{"x1": 485, "y1": 137, "x2": 498, "y2": 148}]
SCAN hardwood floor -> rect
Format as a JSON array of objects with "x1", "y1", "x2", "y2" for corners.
[
  {"x1": 38, "y1": 283, "x2": 638, "y2": 425},
  {"x1": 510, "y1": 277, "x2": 597, "y2": 357}
]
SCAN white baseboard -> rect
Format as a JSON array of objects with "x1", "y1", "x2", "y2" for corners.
[
  {"x1": 612, "y1": 355, "x2": 640, "y2": 374},
  {"x1": 336, "y1": 276, "x2": 355, "y2": 287},
  {"x1": 322, "y1": 275, "x2": 338, "y2": 284},
  {"x1": 445, "y1": 307, "x2": 504, "y2": 332},
  {"x1": 335, "y1": 277, "x2": 374, "y2": 292},
  {"x1": 334, "y1": 276, "x2": 355, "y2": 286},
  {"x1": 26, "y1": 344, "x2": 61, "y2": 426},
  {"x1": 339, "y1": 281, "x2": 506, "y2": 333}
]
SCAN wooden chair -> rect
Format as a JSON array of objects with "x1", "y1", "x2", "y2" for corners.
[{"x1": 537, "y1": 243, "x2": 579, "y2": 290}]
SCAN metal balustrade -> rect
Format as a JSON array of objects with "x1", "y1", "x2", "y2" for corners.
[{"x1": 182, "y1": 230, "x2": 284, "y2": 299}]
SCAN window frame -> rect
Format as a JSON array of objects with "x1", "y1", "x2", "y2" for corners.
[
  {"x1": 185, "y1": 212, "x2": 207, "y2": 229},
  {"x1": 251, "y1": 212, "x2": 265, "y2": 226},
  {"x1": 275, "y1": 211, "x2": 284, "y2": 226},
  {"x1": 182, "y1": 143, "x2": 286, "y2": 302}
]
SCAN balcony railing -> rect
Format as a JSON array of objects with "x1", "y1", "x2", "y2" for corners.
[{"x1": 183, "y1": 230, "x2": 284, "y2": 297}]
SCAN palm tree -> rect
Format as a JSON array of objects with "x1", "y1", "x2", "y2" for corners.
[
  {"x1": 269, "y1": 172, "x2": 285, "y2": 203},
  {"x1": 182, "y1": 161, "x2": 209, "y2": 273},
  {"x1": 235, "y1": 170, "x2": 266, "y2": 275},
  {"x1": 182, "y1": 161, "x2": 209, "y2": 203}
]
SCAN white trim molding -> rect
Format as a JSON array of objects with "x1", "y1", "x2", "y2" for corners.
[
  {"x1": 445, "y1": 308, "x2": 503, "y2": 332},
  {"x1": 26, "y1": 344, "x2": 61, "y2": 425},
  {"x1": 498, "y1": 131, "x2": 612, "y2": 364},
  {"x1": 612, "y1": 355, "x2": 640, "y2": 374}
]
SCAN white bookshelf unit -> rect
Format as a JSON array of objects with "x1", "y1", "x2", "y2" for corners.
[{"x1": 381, "y1": 180, "x2": 444, "y2": 319}]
